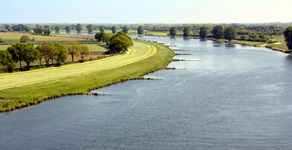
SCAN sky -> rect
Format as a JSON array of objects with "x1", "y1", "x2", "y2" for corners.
[{"x1": 1, "y1": 0, "x2": 292, "y2": 24}]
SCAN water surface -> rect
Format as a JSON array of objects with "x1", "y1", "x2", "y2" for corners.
[{"x1": 1, "y1": 37, "x2": 292, "y2": 149}]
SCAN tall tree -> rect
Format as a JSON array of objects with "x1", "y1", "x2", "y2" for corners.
[
  {"x1": 86, "y1": 24, "x2": 94, "y2": 34},
  {"x1": 76, "y1": 23, "x2": 83, "y2": 34},
  {"x1": 0, "y1": 50, "x2": 12, "y2": 69},
  {"x1": 199, "y1": 26, "x2": 208, "y2": 39},
  {"x1": 54, "y1": 43, "x2": 68, "y2": 65},
  {"x1": 43, "y1": 28, "x2": 51, "y2": 36},
  {"x1": 21, "y1": 44, "x2": 40, "y2": 69},
  {"x1": 8, "y1": 43, "x2": 39, "y2": 69},
  {"x1": 122, "y1": 26, "x2": 129, "y2": 34},
  {"x1": 112, "y1": 26, "x2": 117, "y2": 34},
  {"x1": 284, "y1": 26, "x2": 292, "y2": 50},
  {"x1": 224, "y1": 26, "x2": 237, "y2": 41},
  {"x1": 55, "y1": 26, "x2": 60, "y2": 33},
  {"x1": 137, "y1": 26, "x2": 144, "y2": 35},
  {"x1": 80, "y1": 45, "x2": 90, "y2": 61},
  {"x1": 100, "y1": 26, "x2": 105, "y2": 33},
  {"x1": 65, "y1": 25, "x2": 71, "y2": 33},
  {"x1": 183, "y1": 26, "x2": 191, "y2": 38},
  {"x1": 169, "y1": 27, "x2": 177, "y2": 37},
  {"x1": 212, "y1": 25, "x2": 224, "y2": 39},
  {"x1": 39, "y1": 42, "x2": 57, "y2": 65},
  {"x1": 66, "y1": 41, "x2": 81, "y2": 62}
]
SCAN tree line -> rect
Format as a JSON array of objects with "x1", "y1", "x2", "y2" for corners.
[{"x1": 0, "y1": 41, "x2": 90, "y2": 72}]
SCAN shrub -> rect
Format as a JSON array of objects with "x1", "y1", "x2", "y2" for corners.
[
  {"x1": 6, "y1": 62, "x2": 16, "y2": 73},
  {"x1": 20, "y1": 35, "x2": 30, "y2": 42}
]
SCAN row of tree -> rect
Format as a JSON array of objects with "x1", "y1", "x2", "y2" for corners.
[
  {"x1": 169, "y1": 25, "x2": 237, "y2": 41},
  {"x1": 0, "y1": 42, "x2": 90, "y2": 72}
]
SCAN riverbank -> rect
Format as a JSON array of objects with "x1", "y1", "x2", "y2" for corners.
[{"x1": 0, "y1": 41, "x2": 174, "y2": 112}]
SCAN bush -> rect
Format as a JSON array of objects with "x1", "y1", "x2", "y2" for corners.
[
  {"x1": 0, "y1": 38, "x2": 3, "y2": 42},
  {"x1": 6, "y1": 62, "x2": 16, "y2": 73},
  {"x1": 20, "y1": 35, "x2": 30, "y2": 42}
]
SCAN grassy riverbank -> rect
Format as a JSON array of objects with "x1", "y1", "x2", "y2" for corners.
[{"x1": 0, "y1": 41, "x2": 174, "y2": 112}]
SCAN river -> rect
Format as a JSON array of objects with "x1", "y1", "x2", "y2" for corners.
[{"x1": 1, "y1": 36, "x2": 292, "y2": 149}]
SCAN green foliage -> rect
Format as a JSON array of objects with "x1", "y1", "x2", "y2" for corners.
[
  {"x1": 80, "y1": 45, "x2": 90, "y2": 61},
  {"x1": 284, "y1": 26, "x2": 292, "y2": 50},
  {"x1": 43, "y1": 28, "x2": 51, "y2": 36},
  {"x1": 212, "y1": 25, "x2": 224, "y2": 39},
  {"x1": 86, "y1": 24, "x2": 94, "y2": 34},
  {"x1": 76, "y1": 23, "x2": 83, "y2": 33},
  {"x1": 20, "y1": 35, "x2": 30, "y2": 42},
  {"x1": 55, "y1": 26, "x2": 60, "y2": 33},
  {"x1": 65, "y1": 25, "x2": 71, "y2": 33},
  {"x1": 224, "y1": 26, "x2": 237, "y2": 41},
  {"x1": 137, "y1": 26, "x2": 144, "y2": 35},
  {"x1": 33, "y1": 26, "x2": 43, "y2": 35},
  {"x1": 199, "y1": 26, "x2": 208, "y2": 39},
  {"x1": 100, "y1": 26, "x2": 105, "y2": 33},
  {"x1": 109, "y1": 31, "x2": 133, "y2": 53},
  {"x1": 54, "y1": 43, "x2": 68, "y2": 64},
  {"x1": 122, "y1": 26, "x2": 129, "y2": 34},
  {"x1": 66, "y1": 41, "x2": 81, "y2": 62},
  {"x1": 183, "y1": 26, "x2": 191, "y2": 38},
  {"x1": 0, "y1": 50, "x2": 12, "y2": 69},
  {"x1": 38, "y1": 42, "x2": 57, "y2": 65},
  {"x1": 6, "y1": 62, "x2": 16, "y2": 73},
  {"x1": 112, "y1": 26, "x2": 117, "y2": 34},
  {"x1": 169, "y1": 27, "x2": 177, "y2": 37},
  {"x1": 7, "y1": 43, "x2": 39, "y2": 69}
]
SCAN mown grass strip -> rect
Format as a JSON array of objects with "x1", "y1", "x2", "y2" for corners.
[
  {"x1": 0, "y1": 41, "x2": 174, "y2": 112},
  {"x1": 0, "y1": 41, "x2": 156, "y2": 90}
]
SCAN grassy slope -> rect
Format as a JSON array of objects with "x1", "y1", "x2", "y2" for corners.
[{"x1": 0, "y1": 41, "x2": 174, "y2": 112}]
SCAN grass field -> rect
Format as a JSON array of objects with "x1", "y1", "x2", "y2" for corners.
[{"x1": 0, "y1": 41, "x2": 174, "y2": 112}]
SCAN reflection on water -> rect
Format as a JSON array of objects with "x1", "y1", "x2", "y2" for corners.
[{"x1": 1, "y1": 36, "x2": 292, "y2": 150}]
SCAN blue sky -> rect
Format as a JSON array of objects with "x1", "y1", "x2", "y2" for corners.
[{"x1": 1, "y1": 0, "x2": 292, "y2": 23}]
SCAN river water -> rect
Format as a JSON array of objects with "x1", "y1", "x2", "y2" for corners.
[{"x1": 1, "y1": 36, "x2": 292, "y2": 150}]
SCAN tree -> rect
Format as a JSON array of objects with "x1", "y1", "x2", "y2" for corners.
[
  {"x1": 112, "y1": 26, "x2": 117, "y2": 34},
  {"x1": 55, "y1": 26, "x2": 60, "y2": 33},
  {"x1": 80, "y1": 45, "x2": 90, "y2": 61},
  {"x1": 39, "y1": 42, "x2": 57, "y2": 65},
  {"x1": 212, "y1": 25, "x2": 224, "y2": 39},
  {"x1": 100, "y1": 26, "x2": 105, "y2": 33},
  {"x1": 43, "y1": 28, "x2": 51, "y2": 36},
  {"x1": 199, "y1": 26, "x2": 208, "y2": 39},
  {"x1": 65, "y1": 25, "x2": 71, "y2": 33},
  {"x1": 76, "y1": 23, "x2": 83, "y2": 34},
  {"x1": 0, "y1": 50, "x2": 12, "y2": 69},
  {"x1": 122, "y1": 26, "x2": 129, "y2": 34},
  {"x1": 8, "y1": 43, "x2": 39, "y2": 69},
  {"x1": 183, "y1": 26, "x2": 191, "y2": 38},
  {"x1": 86, "y1": 24, "x2": 94, "y2": 34},
  {"x1": 224, "y1": 26, "x2": 237, "y2": 41},
  {"x1": 66, "y1": 41, "x2": 81, "y2": 62},
  {"x1": 20, "y1": 35, "x2": 30, "y2": 42},
  {"x1": 137, "y1": 26, "x2": 144, "y2": 35},
  {"x1": 33, "y1": 26, "x2": 44, "y2": 35},
  {"x1": 284, "y1": 26, "x2": 292, "y2": 50},
  {"x1": 109, "y1": 31, "x2": 133, "y2": 53},
  {"x1": 54, "y1": 43, "x2": 68, "y2": 65},
  {"x1": 169, "y1": 27, "x2": 177, "y2": 37},
  {"x1": 21, "y1": 44, "x2": 40, "y2": 69}
]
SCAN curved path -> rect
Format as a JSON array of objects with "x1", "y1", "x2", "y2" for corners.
[{"x1": 0, "y1": 41, "x2": 157, "y2": 91}]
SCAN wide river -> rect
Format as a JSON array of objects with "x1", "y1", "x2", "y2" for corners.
[{"x1": 1, "y1": 36, "x2": 292, "y2": 149}]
